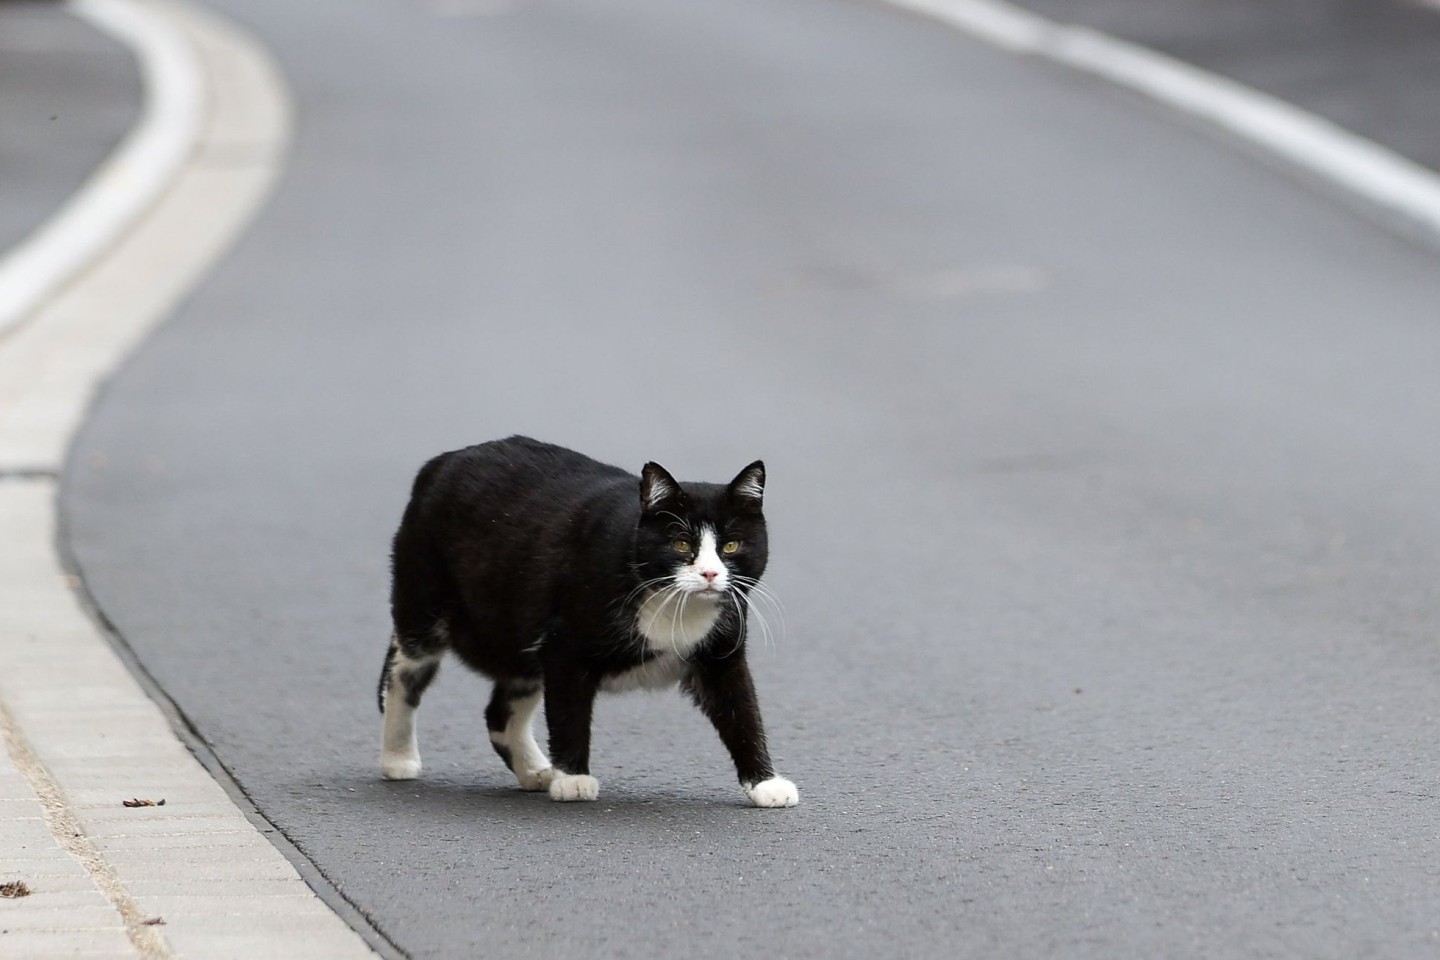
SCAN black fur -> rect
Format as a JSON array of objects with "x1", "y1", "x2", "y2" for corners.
[{"x1": 382, "y1": 436, "x2": 782, "y2": 790}]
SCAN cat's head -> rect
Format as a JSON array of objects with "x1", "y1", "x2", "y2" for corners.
[{"x1": 632, "y1": 460, "x2": 769, "y2": 600}]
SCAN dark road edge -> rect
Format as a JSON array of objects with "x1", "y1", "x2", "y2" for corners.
[{"x1": 52, "y1": 482, "x2": 412, "y2": 960}]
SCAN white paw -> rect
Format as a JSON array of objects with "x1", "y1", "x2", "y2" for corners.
[
  {"x1": 380, "y1": 752, "x2": 422, "y2": 781},
  {"x1": 746, "y1": 777, "x2": 799, "y2": 808},
  {"x1": 548, "y1": 773, "x2": 600, "y2": 802},
  {"x1": 516, "y1": 766, "x2": 554, "y2": 792}
]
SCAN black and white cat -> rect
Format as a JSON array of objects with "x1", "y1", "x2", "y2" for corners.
[{"x1": 377, "y1": 436, "x2": 799, "y2": 808}]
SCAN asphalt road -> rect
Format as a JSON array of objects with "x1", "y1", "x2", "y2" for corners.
[
  {"x1": 0, "y1": 0, "x2": 139, "y2": 259},
  {"x1": 62, "y1": 0, "x2": 1440, "y2": 957}
]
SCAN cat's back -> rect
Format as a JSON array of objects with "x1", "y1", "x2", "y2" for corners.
[{"x1": 411, "y1": 436, "x2": 631, "y2": 525}]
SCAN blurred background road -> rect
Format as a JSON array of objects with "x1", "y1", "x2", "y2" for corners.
[{"x1": 38, "y1": 0, "x2": 1440, "y2": 957}]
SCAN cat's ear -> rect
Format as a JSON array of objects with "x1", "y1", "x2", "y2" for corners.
[
  {"x1": 727, "y1": 460, "x2": 765, "y2": 513},
  {"x1": 640, "y1": 462, "x2": 683, "y2": 513}
]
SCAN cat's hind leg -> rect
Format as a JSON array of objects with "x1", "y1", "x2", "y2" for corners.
[
  {"x1": 378, "y1": 627, "x2": 445, "y2": 781},
  {"x1": 485, "y1": 680, "x2": 552, "y2": 791}
]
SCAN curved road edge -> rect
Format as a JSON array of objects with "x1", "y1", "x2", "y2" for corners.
[
  {"x1": 30, "y1": 0, "x2": 1440, "y2": 957},
  {"x1": 882, "y1": 0, "x2": 1440, "y2": 251},
  {"x1": 0, "y1": 1, "x2": 389, "y2": 957}
]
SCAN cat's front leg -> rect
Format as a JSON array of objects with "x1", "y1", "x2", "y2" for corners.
[
  {"x1": 684, "y1": 653, "x2": 799, "y2": 808},
  {"x1": 541, "y1": 658, "x2": 601, "y2": 802}
]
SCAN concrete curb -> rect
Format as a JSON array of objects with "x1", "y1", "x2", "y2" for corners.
[
  {"x1": 881, "y1": 0, "x2": 1440, "y2": 251},
  {"x1": 0, "y1": 1, "x2": 382, "y2": 957}
]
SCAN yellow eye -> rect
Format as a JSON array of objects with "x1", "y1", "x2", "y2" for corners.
[
  {"x1": 722, "y1": 541, "x2": 740, "y2": 555},
  {"x1": 672, "y1": 539, "x2": 692, "y2": 553}
]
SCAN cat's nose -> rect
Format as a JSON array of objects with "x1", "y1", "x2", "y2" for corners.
[{"x1": 700, "y1": 570, "x2": 719, "y2": 582}]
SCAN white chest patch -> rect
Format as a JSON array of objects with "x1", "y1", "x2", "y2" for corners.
[
  {"x1": 600, "y1": 653, "x2": 689, "y2": 693},
  {"x1": 634, "y1": 589, "x2": 722, "y2": 658}
]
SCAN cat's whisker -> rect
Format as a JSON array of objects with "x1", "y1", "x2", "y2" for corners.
[
  {"x1": 753, "y1": 599, "x2": 784, "y2": 655},
  {"x1": 621, "y1": 575, "x2": 673, "y2": 603},
  {"x1": 719, "y1": 594, "x2": 747, "y2": 659},
  {"x1": 727, "y1": 589, "x2": 757, "y2": 654},
  {"x1": 756, "y1": 601, "x2": 782, "y2": 658},
  {"x1": 744, "y1": 592, "x2": 777, "y2": 659},
  {"x1": 731, "y1": 577, "x2": 786, "y2": 655},
  {"x1": 619, "y1": 576, "x2": 674, "y2": 615},
  {"x1": 668, "y1": 585, "x2": 693, "y2": 663},
  {"x1": 643, "y1": 583, "x2": 672, "y2": 623},
  {"x1": 744, "y1": 585, "x2": 787, "y2": 638},
  {"x1": 733, "y1": 575, "x2": 785, "y2": 609}
]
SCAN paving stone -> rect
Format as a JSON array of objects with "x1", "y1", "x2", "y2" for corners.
[
  {"x1": 0, "y1": 928, "x2": 133, "y2": 955},
  {"x1": 0, "y1": 904, "x2": 125, "y2": 931}
]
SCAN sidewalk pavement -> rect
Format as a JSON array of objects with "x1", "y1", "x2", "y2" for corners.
[{"x1": 0, "y1": 1, "x2": 382, "y2": 957}]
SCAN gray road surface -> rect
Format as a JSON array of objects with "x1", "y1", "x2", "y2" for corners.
[
  {"x1": 62, "y1": 0, "x2": 1440, "y2": 957},
  {"x1": 0, "y1": 0, "x2": 140, "y2": 258}
]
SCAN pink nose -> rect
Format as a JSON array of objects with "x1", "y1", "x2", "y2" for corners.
[{"x1": 700, "y1": 570, "x2": 719, "y2": 582}]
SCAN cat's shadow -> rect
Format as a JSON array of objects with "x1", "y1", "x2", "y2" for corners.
[{"x1": 326, "y1": 770, "x2": 770, "y2": 826}]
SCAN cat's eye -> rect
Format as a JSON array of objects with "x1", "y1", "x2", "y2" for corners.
[
  {"x1": 722, "y1": 541, "x2": 740, "y2": 555},
  {"x1": 672, "y1": 538, "x2": 692, "y2": 554}
]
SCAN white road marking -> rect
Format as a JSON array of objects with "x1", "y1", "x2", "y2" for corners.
[
  {"x1": 881, "y1": 0, "x2": 1440, "y2": 246},
  {"x1": 0, "y1": 0, "x2": 204, "y2": 342}
]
